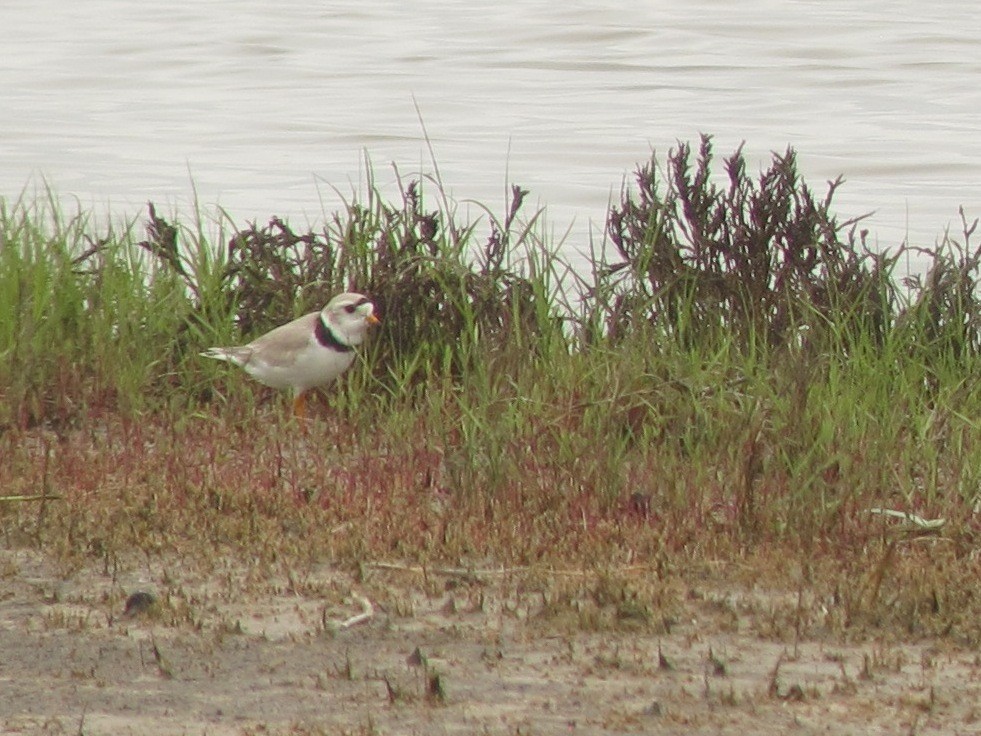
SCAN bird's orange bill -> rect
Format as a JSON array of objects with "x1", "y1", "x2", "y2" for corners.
[{"x1": 367, "y1": 314, "x2": 381, "y2": 325}]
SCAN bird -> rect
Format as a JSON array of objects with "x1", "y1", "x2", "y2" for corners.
[{"x1": 201, "y1": 292, "x2": 379, "y2": 417}]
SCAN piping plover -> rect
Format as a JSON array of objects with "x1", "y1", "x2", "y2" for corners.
[{"x1": 201, "y1": 292, "x2": 379, "y2": 417}]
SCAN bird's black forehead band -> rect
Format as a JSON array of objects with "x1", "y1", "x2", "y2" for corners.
[{"x1": 343, "y1": 296, "x2": 371, "y2": 314}]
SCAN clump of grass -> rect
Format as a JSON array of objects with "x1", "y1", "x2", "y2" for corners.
[
  {"x1": 137, "y1": 173, "x2": 563, "y2": 404},
  {"x1": 896, "y1": 212, "x2": 981, "y2": 366},
  {"x1": 596, "y1": 134, "x2": 894, "y2": 352},
  {"x1": 0, "y1": 194, "x2": 236, "y2": 427}
]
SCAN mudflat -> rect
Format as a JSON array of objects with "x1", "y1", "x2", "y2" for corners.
[{"x1": 2, "y1": 547, "x2": 977, "y2": 736}]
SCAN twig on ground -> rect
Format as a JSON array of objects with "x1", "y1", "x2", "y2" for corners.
[
  {"x1": 339, "y1": 594, "x2": 374, "y2": 628},
  {"x1": 0, "y1": 494, "x2": 63, "y2": 503},
  {"x1": 366, "y1": 561, "x2": 658, "y2": 578}
]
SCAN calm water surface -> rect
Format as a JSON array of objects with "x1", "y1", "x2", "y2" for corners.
[{"x1": 2, "y1": 0, "x2": 980, "y2": 269}]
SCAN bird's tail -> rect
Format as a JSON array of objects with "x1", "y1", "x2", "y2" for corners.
[{"x1": 200, "y1": 347, "x2": 234, "y2": 363}]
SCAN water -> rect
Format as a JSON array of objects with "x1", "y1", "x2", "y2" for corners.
[{"x1": 3, "y1": 0, "x2": 980, "y2": 269}]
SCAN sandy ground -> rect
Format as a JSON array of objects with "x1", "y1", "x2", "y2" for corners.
[{"x1": 1, "y1": 547, "x2": 980, "y2": 736}]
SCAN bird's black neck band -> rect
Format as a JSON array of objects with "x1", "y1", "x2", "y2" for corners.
[{"x1": 315, "y1": 317, "x2": 354, "y2": 352}]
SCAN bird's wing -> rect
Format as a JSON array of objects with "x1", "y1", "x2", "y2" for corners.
[{"x1": 247, "y1": 312, "x2": 319, "y2": 368}]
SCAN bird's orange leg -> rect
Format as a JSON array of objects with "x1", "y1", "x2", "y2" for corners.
[{"x1": 293, "y1": 392, "x2": 307, "y2": 419}]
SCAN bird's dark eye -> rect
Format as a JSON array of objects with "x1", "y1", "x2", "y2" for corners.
[{"x1": 344, "y1": 304, "x2": 356, "y2": 314}]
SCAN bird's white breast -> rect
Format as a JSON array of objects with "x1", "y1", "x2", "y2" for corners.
[{"x1": 245, "y1": 339, "x2": 356, "y2": 392}]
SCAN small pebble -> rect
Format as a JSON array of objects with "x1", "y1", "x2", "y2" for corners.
[{"x1": 123, "y1": 591, "x2": 157, "y2": 618}]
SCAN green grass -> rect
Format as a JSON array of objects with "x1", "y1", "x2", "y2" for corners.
[{"x1": 3, "y1": 138, "x2": 981, "y2": 643}]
